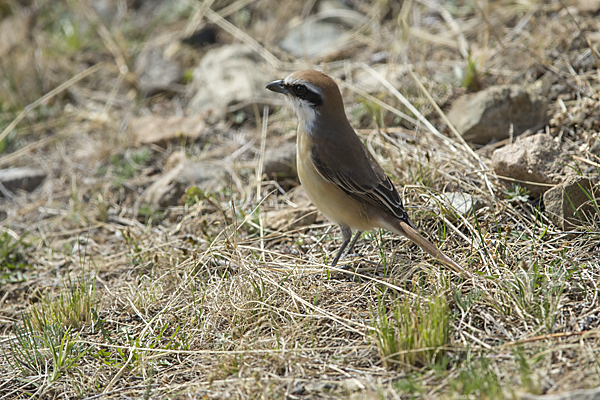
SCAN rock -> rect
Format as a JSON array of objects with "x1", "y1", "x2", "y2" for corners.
[
  {"x1": 492, "y1": 134, "x2": 563, "y2": 198},
  {"x1": 263, "y1": 141, "x2": 297, "y2": 182},
  {"x1": 576, "y1": 0, "x2": 600, "y2": 13},
  {"x1": 264, "y1": 208, "x2": 316, "y2": 231},
  {"x1": 129, "y1": 115, "x2": 206, "y2": 147},
  {"x1": 543, "y1": 176, "x2": 599, "y2": 230},
  {"x1": 520, "y1": 385, "x2": 600, "y2": 400},
  {"x1": 187, "y1": 44, "x2": 277, "y2": 122},
  {"x1": 436, "y1": 192, "x2": 486, "y2": 217},
  {"x1": 447, "y1": 85, "x2": 548, "y2": 144},
  {"x1": 142, "y1": 158, "x2": 228, "y2": 209},
  {"x1": 0, "y1": 167, "x2": 46, "y2": 197},
  {"x1": 265, "y1": 186, "x2": 316, "y2": 231},
  {"x1": 134, "y1": 46, "x2": 182, "y2": 96},
  {"x1": 279, "y1": 20, "x2": 347, "y2": 59}
]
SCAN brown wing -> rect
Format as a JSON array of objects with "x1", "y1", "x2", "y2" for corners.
[{"x1": 310, "y1": 136, "x2": 416, "y2": 228}]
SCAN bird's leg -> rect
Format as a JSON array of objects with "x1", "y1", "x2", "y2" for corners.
[
  {"x1": 343, "y1": 230, "x2": 363, "y2": 258},
  {"x1": 330, "y1": 225, "x2": 352, "y2": 267}
]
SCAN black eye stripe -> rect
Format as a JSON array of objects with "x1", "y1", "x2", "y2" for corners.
[
  {"x1": 286, "y1": 84, "x2": 322, "y2": 106},
  {"x1": 303, "y1": 90, "x2": 322, "y2": 106}
]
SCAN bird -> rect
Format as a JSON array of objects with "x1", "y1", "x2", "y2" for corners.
[{"x1": 266, "y1": 69, "x2": 463, "y2": 274}]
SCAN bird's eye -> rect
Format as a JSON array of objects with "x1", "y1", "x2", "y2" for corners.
[{"x1": 294, "y1": 85, "x2": 307, "y2": 96}]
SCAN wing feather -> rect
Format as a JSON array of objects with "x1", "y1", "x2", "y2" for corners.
[{"x1": 310, "y1": 143, "x2": 415, "y2": 227}]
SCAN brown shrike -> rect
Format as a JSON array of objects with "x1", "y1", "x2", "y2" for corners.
[{"x1": 266, "y1": 70, "x2": 463, "y2": 273}]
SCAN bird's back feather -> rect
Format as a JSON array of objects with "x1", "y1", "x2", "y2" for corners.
[{"x1": 309, "y1": 123, "x2": 415, "y2": 228}]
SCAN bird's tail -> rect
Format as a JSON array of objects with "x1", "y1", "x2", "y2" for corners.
[{"x1": 392, "y1": 220, "x2": 465, "y2": 275}]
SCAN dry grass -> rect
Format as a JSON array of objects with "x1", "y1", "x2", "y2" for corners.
[{"x1": 1, "y1": 0, "x2": 599, "y2": 398}]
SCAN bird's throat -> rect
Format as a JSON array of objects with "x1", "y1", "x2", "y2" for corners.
[{"x1": 289, "y1": 98, "x2": 317, "y2": 134}]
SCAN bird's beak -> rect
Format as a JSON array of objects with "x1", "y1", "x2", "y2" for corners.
[{"x1": 266, "y1": 80, "x2": 288, "y2": 94}]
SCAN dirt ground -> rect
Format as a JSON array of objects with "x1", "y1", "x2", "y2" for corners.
[{"x1": 1, "y1": 0, "x2": 599, "y2": 398}]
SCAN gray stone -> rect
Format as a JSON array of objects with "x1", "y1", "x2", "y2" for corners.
[
  {"x1": 0, "y1": 167, "x2": 46, "y2": 197},
  {"x1": 187, "y1": 44, "x2": 276, "y2": 122},
  {"x1": 543, "y1": 175, "x2": 599, "y2": 230},
  {"x1": 576, "y1": 0, "x2": 600, "y2": 13},
  {"x1": 279, "y1": 20, "x2": 347, "y2": 59},
  {"x1": 264, "y1": 207, "x2": 316, "y2": 231},
  {"x1": 492, "y1": 134, "x2": 563, "y2": 198},
  {"x1": 265, "y1": 186, "x2": 316, "y2": 230},
  {"x1": 143, "y1": 158, "x2": 228, "y2": 209},
  {"x1": 129, "y1": 114, "x2": 206, "y2": 147},
  {"x1": 135, "y1": 46, "x2": 182, "y2": 96},
  {"x1": 439, "y1": 192, "x2": 486, "y2": 217},
  {"x1": 263, "y1": 141, "x2": 297, "y2": 182},
  {"x1": 448, "y1": 85, "x2": 548, "y2": 144}
]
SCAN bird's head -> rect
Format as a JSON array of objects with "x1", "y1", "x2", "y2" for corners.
[{"x1": 266, "y1": 70, "x2": 347, "y2": 133}]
